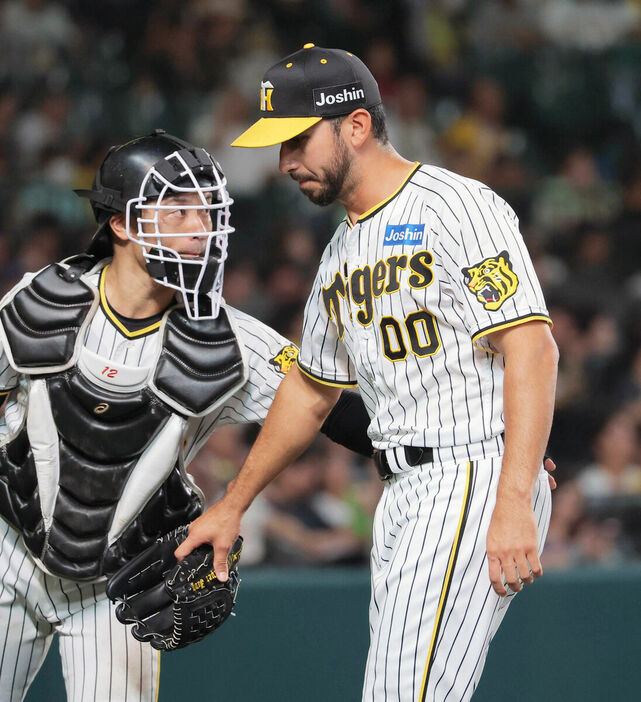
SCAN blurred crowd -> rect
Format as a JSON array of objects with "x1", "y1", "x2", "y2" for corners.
[{"x1": 1, "y1": 0, "x2": 641, "y2": 570}]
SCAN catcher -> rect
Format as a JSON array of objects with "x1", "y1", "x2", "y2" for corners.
[{"x1": 0, "y1": 130, "x2": 373, "y2": 701}]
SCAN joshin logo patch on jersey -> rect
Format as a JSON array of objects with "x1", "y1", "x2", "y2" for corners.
[
  {"x1": 461, "y1": 251, "x2": 518, "y2": 310},
  {"x1": 383, "y1": 223, "x2": 425, "y2": 247},
  {"x1": 269, "y1": 344, "x2": 298, "y2": 374}
]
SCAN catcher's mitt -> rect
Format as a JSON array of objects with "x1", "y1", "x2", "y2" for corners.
[{"x1": 106, "y1": 525, "x2": 242, "y2": 651}]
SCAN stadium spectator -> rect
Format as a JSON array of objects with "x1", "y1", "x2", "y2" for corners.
[
  {"x1": 577, "y1": 410, "x2": 641, "y2": 501},
  {"x1": 532, "y1": 147, "x2": 621, "y2": 239},
  {"x1": 440, "y1": 76, "x2": 520, "y2": 181}
]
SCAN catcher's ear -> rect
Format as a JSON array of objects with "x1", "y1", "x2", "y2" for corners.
[{"x1": 109, "y1": 213, "x2": 129, "y2": 241}]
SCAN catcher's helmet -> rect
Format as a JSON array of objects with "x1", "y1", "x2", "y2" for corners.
[{"x1": 76, "y1": 129, "x2": 234, "y2": 320}]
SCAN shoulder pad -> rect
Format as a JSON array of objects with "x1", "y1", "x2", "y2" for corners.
[
  {"x1": 152, "y1": 306, "x2": 247, "y2": 416},
  {"x1": 0, "y1": 261, "x2": 98, "y2": 371}
]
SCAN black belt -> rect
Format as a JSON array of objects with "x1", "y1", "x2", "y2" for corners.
[{"x1": 373, "y1": 446, "x2": 434, "y2": 481}]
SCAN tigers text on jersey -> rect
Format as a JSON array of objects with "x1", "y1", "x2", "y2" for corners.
[{"x1": 297, "y1": 163, "x2": 551, "y2": 453}]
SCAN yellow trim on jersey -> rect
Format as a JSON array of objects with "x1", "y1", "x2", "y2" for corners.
[
  {"x1": 419, "y1": 461, "x2": 473, "y2": 702},
  {"x1": 296, "y1": 359, "x2": 358, "y2": 388},
  {"x1": 99, "y1": 266, "x2": 163, "y2": 338},
  {"x1": 346, "y1": 162, "x2": 421, "y2": 227},
  {"x1": 472, "y1": 314, "x2": 553, "y2": 352},
  {"x1": 0, "y1": 389, "x2": 14, "y2": 397},
  {"x1": 155, "y1": 651, "x2": 161, "y2": 702}
]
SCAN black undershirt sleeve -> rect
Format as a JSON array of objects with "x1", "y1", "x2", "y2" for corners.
[{"x1": 320, "y1": 390, "x2": 374, "y2": 458}]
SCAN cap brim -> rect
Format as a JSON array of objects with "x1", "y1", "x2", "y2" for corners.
[{"x1": 231, "y1": 116, "x2": 322, "y2": 148}]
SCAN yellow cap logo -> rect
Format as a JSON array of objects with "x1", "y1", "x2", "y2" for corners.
[
  {"x1": 260, "y1": 80, "x2": 274, "y2": 112},
  {"x1": 93, "y1": 402, "x2": 110, "y2": 415}
]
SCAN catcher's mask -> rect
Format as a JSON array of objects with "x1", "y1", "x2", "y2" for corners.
[{"x1": 76, "y1": 129, "x2": 234, "y2": 320}]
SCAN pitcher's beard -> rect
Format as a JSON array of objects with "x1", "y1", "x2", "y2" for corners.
[{"x1": 301, "y1": 138, "x2": 353, "y2": 207}]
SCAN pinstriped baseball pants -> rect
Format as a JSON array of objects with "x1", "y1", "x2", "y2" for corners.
[
  {"x1": 0, "y1": 518, "x2": 159, "y2": 702},
  {"x1": 363, "y1": 454, "x2": 551, "y2": 701}
]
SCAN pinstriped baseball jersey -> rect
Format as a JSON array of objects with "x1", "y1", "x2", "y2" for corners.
[
  {"x1": 0, "y1": 259, "x2": 298, "y2": 701},
  {"x1": 297, "y1": 163, "x2": 551, "y2": 452}
]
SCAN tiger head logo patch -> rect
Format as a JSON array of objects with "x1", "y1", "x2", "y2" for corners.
[
  {"x1": 461, "y1": 251, "x2": 518, "y2": 311},
  {"x1": 269, "y1": 344, "x2": 298, "y2": 374}
]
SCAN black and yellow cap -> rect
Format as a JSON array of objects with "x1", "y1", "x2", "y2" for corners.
[{"x1": 231, "y1": 43, "x2": 382, "y2": 148}]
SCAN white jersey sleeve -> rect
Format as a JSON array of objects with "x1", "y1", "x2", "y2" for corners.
[
  {"x1": 436, "y1": 176, "x2": 551, "y2": 351},
  {"x1": 183, "y1": 305, "x2": 299, "y2": 463},
  {"x1": 297, "y1": 240, "x2": 358, "y2": 387}
]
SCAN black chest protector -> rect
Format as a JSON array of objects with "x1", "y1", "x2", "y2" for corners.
[{"x1": 0, "y1": 259, "x2": 246, "y2": 581}]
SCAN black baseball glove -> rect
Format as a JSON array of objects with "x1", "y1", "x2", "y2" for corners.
[{"x1": 106, "y1": 525, "x2": 243, "y2": 651}]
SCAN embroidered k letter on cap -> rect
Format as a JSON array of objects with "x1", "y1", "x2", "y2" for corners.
[{"x1": 231, "y1": 43, "x2": 382, "y2": 148}]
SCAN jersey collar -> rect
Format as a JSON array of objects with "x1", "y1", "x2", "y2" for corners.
[
  {"x1": 345, "y1": 162, "x2": 421, "y2": 228},
  {"x1": 99, "y1": 265, "x2": 164, "y2": 338}
]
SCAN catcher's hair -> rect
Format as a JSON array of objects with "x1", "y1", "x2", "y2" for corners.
[{"x1": 329, "y1": 103, "x2": 389, "y2": 145}]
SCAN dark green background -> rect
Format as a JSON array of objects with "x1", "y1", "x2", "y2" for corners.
[{"x1": 26, "y1": 566, "x2": 641, "y2": 701}]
